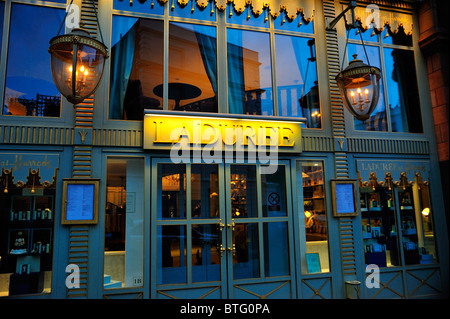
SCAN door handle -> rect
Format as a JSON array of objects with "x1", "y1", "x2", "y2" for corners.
[
  {"x1": 218, "y1": 244, "x2": 226, "y2": 257},
  {"x1": 228, "y1": 243, "x2": 236, "y2": 256},
  {"x1": 227, "y1": 219, "x2": 235, "y2": 232},
  {"x1": 217, "y1": 219, "x2": 225, "y2": 232}
]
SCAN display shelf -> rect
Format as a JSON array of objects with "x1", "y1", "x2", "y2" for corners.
[{"x1": 360, "y1": 186, "x2": 400, "y2": 267}]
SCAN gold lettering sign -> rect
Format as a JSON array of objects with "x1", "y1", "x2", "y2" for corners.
[{"x1": 143, "y1": 114, "x2": 302, "y2": 153}]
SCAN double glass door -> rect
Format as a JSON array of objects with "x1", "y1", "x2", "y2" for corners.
[{"x1": 151, "y1": 159, "x2": 294, "y2": 299}]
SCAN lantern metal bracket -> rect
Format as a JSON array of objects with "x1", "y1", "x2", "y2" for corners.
[{"x1": 326, "y1": 0, "x2": 357, "y2": 30}]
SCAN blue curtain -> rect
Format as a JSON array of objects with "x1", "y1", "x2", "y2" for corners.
[
  {"x1": 227, "y1": 31, "x2": 245, "y2": 114},
  {"x1": 109, "y1": 22, "x2": 136, "y2": 119}
]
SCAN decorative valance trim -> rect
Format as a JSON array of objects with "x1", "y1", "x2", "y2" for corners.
[{"x1": 123, "y1": 0, "x2": 315, "y2": 24}]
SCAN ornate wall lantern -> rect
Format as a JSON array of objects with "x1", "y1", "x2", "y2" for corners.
[
  {"x1": 327, "y1": 0, "x2": 382, "y2": 121},
  {"x1": 335, "y1": 54, "x2": 381, "y2": 121},
  {"x1": 48, "y1": 1, "x2": 108, "y2": 105}
]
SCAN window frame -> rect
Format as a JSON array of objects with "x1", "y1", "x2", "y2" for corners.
[
  {"x1": 98, "y1": 0, "x2": 326, "y2": 131},
  {"x1": 0, "y1": 0, "x2": 72, "y2": 124},
  {"x1": 343, "y1": 11, "x2": 428, "y2": 137}
]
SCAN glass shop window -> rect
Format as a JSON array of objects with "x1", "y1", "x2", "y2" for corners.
[
  {"x1": 275, "y1": 34, "x2": 321, "y2": 128},
  {"x1": 0, "y1": 172, "x2": 56, "y2": 296},
  {"x1": 359, "y1": 174, "x2": 438, "y2": 267},
  {"x1": 347, "y1": 26, "x2": 422, "y2": 133},
  {"x1": 397, "y1": 182, "x2": 437, "y2": 265},
  {"x1": 297, "y1": 161, "x2": 330, "y2": 274},
  {"x1": 109, "y1": 16, "x2": 164, "y2": 120},
  {"x1": 2, "y1": 4, "x2": 64, "y2": 117},
  {"x1": 104, "y1": 157, "x2": 145, "y2": 289},
  {"x1": 360, "y1": 184, "x2": 401, "y2": 268},
  {"x1": 227, "y1": 28, "x2": 273, "y2": 116},
  {"x1": 168, "y1": 22, "x2": 218, "y2": 112}
]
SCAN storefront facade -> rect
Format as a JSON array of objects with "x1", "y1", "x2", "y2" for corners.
[{"x1": 0, "y1": 0, "x2": 448, "y2": 299}]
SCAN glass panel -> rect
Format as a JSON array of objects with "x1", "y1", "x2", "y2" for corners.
[
  {"x1": 263, "y1": 222, "x2": 290, "y2": 277},
  {"x1": 191, "y1": 164, "x2": 219, "y2": 219},
  {"x1": 398, "y1": 186, "x2": 420, "y2": 265},
  {"x1": 104, "y1": 158, "x2": 145, "y2": 289},
  {"x1": 230, "y1": 165, "x2": 257, "y2": 218},
  {"x1": 274, "y1": 16, "x2": 314, "y2": 34},
  {"x1": 275, "y1": 35, "x2": 320, "y2": 128},
  {"x1": 298, "y1": 161, "x2": 330, "y2": 273},
  {"x1": 0, "y1": 1, "x2": 4, "y2": 51},
  {"x1": 417, "y1": 183, "x2": 437, "y2": 263},
  {"x1": 361, "y1": 186, "x2": 400, "y2": 267},
  {"x1": 261, "y1": 165, "x2": 287, "y2": 217},
  {"x1": 109, "y1": 16, "x2": 164, "y2": 120},
  {"x1": 170, "y1": 3, "x2": 216, "y2": 22},
  {"x1": 168, "y1": 22, "x2": 218, "y2": 112},
  {"x1": 227, "y1": 28, "x2": 273, "y2": 115},
  {"x1": 3, "y1": 4, "x2": 64, "y2": 117},
  {"x1": 113, "y1": 0, "x2": 164, "y2": 15},
  {"x1": 158, "y1": 164, "x2": 186, "y2": 219},
  {"x1": 348, "y1": 27, "x2": 379, "y2": 43},
  {"x1": 382, "y1": 27, "x2": 413, "y2": 46},
  {"x1": 157, "y1": 225, "x2": 187, "y2": 284},
  {"x1": 384, "y1": 48, "x2": 423, "y2": 133},
  {"x1": 191, "y1": 224, "x2": 221, "y2": 282},
  {"x1": 1, "y1": 191, "x2": 56, "y2": 296},
  {"x1": 347, "y1": 44, "x2": 387, "y2": 131},
  {"x1": 233, "y1": 223, "x2": 260, "y2": 279},
  {"x1": 226, "y1": 7, "x2": 268, "y2": 28}
]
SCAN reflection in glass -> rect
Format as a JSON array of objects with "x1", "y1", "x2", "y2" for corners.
[
  {"x1": 168, "y1": 23, "x2": 218, "y2": 112},
  {"x1": 226, "y1": 7, "x2": 268, "y2": 28},
  {"x1": 109, "y1": 16, "x2": 164, "y2": 120},
  {"x1": 384, "y1": 48, "x2": 422, "y2": 133},
  {"x1": 113, "y1": 0, "x2": 164, "y2": 15},
  {"x1": 157, "y1": 225, "x2": 187, "y2": 284},
  {"x1": 191, "y1": 224, "x2": 221, "y2": 282},
  {"x1": 233, "y1": 223, "x2": 260, "y2": 279},
  {"x1": 104, "y1": 158, "x2": 145, "y2": 288},
  {"x1": 230, "y1": 165, "x2": 257, "y2": 218},
  {"x1": 298, "y1": 161, "x2": 330, "y2": 273},
  {"x1": 263, "y1": 222, "x2": 290, "y2": 277},
  {"x1": 261, "y1": 165, "x2": 287, "y2": 217},
  {"x1": 158, "y1": 164, "x2": 186, "y2": 219},
  {"x1": 274, "y1": 15, "x2": 314, "y2": 34},
  {"x1": 171, "y1": 3, "x2": 215, "y2": 22},
  {"x1": 227, "y1": 29, "x2": 273, "y2": 115},
  {"x1": 348, "y1": 27, "x2": 379, "y2": 43},
  {"x1": 275, "y1": 35, "x2": 320, "y2": 127},
  {"x1": 382, "y1": 27, "x2": 413, "y2": 47},
  {"x1": 347, "y1": 44, "x2": 387, "y2": 131},
  {"x1": 191, "y1": 164, "x2": 219, "y2": 219},
  {"x1": 3, "y1": 4, "x2": 64, "y2": 117},
  {"x1": 417, "y1": 183, "x2": 437, "y2": 263}
]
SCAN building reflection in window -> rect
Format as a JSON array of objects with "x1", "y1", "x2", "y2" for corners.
[
  {"x1": 2, "y1": 4, "x2": 63, "y2": 117},
  {"x1": 275, "y1": 35, "x2": 321, "y2": 128},
  {"x1": 168, "y1": 22, "x2": 218, "y2": 112},
  {"x1": 227, "y1": 29, "x2": 273, "y2": 116},
  {"x1": 109, "y1": 16, "x2": 164, "y2": 120}
]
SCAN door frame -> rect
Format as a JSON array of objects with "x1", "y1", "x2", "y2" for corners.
[{"x1": 150, "y1": 158, "x2": 298, "y2": 299}]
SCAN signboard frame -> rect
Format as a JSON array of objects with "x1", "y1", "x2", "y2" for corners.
[
  {"x1": 331, "y1": 179, "x2": 359, "y2": 217},
  {"x1": 61, "y1": 178, "x2": 100, "y2": 225}
]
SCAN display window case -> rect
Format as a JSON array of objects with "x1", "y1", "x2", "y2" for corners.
[{"x1": 0, "y1": 169, "x2": 56, "y2": 296}]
